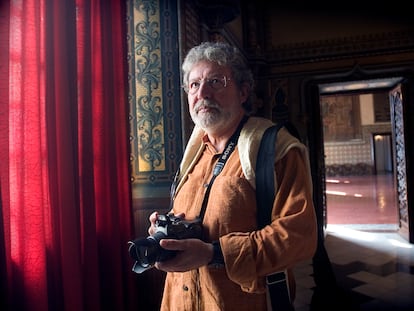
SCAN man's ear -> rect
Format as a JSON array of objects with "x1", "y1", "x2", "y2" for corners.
[{"x1": 239, "y1": 82, "x2": 250, "y2": 103}]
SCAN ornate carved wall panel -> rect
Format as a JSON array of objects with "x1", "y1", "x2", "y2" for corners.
[
  {"x1": 127, "y1": 0, "x2": 182, "y2": 198},
  {"x1": 390, "y1": 87, "x2": 409, "y2": 230}
]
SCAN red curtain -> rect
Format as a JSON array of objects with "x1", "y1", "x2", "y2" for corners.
[{"x1": 0, "y1": 1, "x2": 138, "y2": 310}]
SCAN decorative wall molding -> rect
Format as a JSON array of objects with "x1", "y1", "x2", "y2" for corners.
[{"x1": 267, "y1": 30, "x2": 414, "y2": 65}]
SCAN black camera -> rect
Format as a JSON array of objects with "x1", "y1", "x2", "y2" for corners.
[{"x1": 128, "y1": 213, "x2": 203, "y2": 274}]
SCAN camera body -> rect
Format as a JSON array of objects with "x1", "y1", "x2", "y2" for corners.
[{"x1": 128, "y1": 213, "x2": 203, "y2": 274}]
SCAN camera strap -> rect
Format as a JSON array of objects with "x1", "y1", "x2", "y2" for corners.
[
  {"x1": 198, "y1": 115, "x2": 248, "y2": 221},
  {"x1": 169, "y1": 169, "x2": 180, "y2": 210}
]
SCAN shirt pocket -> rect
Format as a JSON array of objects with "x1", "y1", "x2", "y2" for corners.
[{"x1": 204, "y1": 176, "x2": 257, "y2": 236}]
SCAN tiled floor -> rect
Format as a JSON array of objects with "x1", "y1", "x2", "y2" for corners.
[
  {"x1": 325, "y1": 174, "x2": 399, "y2": 225},
  {"x1": 293, "y1": 174, "x2": 414, "y2": 311}
]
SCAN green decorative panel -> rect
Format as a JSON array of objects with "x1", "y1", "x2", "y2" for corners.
[{"x1": 127, "y1": 0, "x2": 182, "y2": 198}]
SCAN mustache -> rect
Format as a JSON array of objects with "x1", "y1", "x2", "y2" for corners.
[{"x1": 194, "y1": 99, "x2": 220, "y2": 112}]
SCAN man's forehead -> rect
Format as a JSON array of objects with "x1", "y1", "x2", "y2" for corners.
[{"x1": 188, "y1": 62, "x2": 230, "y2": 79}]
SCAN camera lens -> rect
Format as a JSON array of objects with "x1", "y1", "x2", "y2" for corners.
[{"x1": 129, "y1": 237, "x2": 159, "y2": 266}]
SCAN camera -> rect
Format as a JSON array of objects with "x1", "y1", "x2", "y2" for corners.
[{"x1": 128, "y1": 213, "x2": 203, "y2": 274}]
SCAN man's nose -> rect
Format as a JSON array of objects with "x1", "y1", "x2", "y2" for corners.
[{"x1": 196, "y1": 81, "x2": 213, "y2": 98}]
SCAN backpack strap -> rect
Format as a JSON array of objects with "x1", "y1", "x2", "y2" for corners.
[
  {"x1": 256, "y1": 121, "x2": 298, "y2": 311},
  {"x1": 255, "y1": 123, "x2": 285, "y2": 229},
  {"x1": 256, "y1": 121, "x2": 301, "y2": 228}
]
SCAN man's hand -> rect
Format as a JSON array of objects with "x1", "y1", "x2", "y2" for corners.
[{"x1": 154, "y1": 238, "x2": 214, "y2": 272}]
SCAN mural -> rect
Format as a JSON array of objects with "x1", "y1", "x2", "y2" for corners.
[{"x1": 321, "y1": 94, "x2": 362, "y2": 142}]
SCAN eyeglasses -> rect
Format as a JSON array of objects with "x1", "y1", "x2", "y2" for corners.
[{"x1": 183, "y1": 76, "x2": 231, "y2": 94}]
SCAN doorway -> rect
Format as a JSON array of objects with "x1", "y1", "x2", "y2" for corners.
[
  {"x1": 319, "y1": 81, "x2": 400, "y2": 229},
  {"x1": 373, "y1": 133, "x2": 393, "y2": 173}
]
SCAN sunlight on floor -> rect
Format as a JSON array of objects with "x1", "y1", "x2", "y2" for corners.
[{"x1": 327, "y1": 224, "x2": 413, "y2": 249}]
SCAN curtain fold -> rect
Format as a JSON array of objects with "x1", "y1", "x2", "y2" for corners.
[{"x1": 0, "y1": 0, "x2": 137, "y2": 310}]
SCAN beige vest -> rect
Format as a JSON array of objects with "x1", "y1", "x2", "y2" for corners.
[{"x1": 175, "y1": 116, "x2": 311, "y2": 195}]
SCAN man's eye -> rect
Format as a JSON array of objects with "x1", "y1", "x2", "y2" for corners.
[
  {"x1": 189, "y1": 81, "x2": 200, "y2": 89},
  {"x1": 210, "y1": 78, "x2": 220, "y2": 85}
]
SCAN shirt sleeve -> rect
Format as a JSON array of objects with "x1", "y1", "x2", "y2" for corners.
[{"x1": 220, "y1": 147, "x2": 318, "y2": 293}]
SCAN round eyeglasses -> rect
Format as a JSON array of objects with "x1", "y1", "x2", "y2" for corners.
[{"x1": 183, "y1": 76, "x2": 231, "y2": 94}]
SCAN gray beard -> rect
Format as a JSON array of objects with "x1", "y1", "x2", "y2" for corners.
[
  {"x1": 191, "y1": 108, "x2": 233, "y2": 131},
  {"x1": 191, "y1": 99, "x2": 227, "y2": 129}
]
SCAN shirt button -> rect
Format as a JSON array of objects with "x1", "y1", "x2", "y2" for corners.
[{"x1": 183, "y1": 285, "x2": 189, "y2": 291}]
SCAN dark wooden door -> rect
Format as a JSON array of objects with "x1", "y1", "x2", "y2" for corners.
[{"x1": 389, "y1": 83, "x2": 413, "y2": 242}]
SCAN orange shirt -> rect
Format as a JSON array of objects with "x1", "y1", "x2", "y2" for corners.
[{"x1": 161, "y1": 123, "x2": 317, "y2": 311}]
